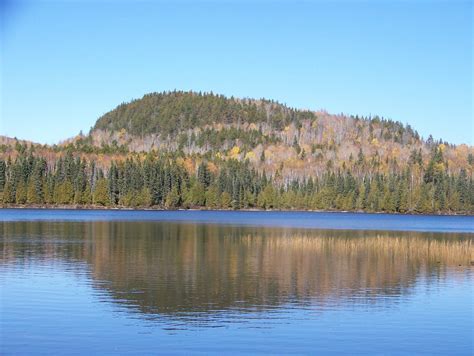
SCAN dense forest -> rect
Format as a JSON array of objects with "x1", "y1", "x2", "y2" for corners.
[
  {"x1": 0, "y1": 91, "x2": 473, "y2": 214},
  {"x1": 0, "y1": 146, "x2": 472, "y2": 214},
  {"x1": 93, "y1": 91, "x2": 316, "y2": 135}
]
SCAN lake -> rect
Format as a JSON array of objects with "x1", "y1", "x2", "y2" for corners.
[{"x1": 1, "y1": 209, "x2": 473, "y2": 354}]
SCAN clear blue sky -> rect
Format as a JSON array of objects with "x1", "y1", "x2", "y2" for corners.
[{"x1": 1, "y1": 0, "x2": 472, "y2": 144}]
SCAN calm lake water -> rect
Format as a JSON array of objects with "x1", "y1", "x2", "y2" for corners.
[{"x1": 1, "y1": 210, "x2": 473, "y2": 354}]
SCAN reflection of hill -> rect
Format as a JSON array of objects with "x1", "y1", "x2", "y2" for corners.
[{"x1": 1, "y1": 221, "x2": 473, "y2": 317}]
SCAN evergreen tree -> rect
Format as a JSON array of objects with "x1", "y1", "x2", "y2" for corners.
[
  {"x1": 205, "y1": 184, "x2": 219, "y2": 209},
  {"x1": 165, "y1": 186, "x2": 181, "y2": 209},
  {"x1": 15, "y1": 180, "x2": 27, "y2": 204},
  {"x1": 27, "y1": 178, "x2": 39, "y2": 204},
  {"x1": 93, "y1": 178, "x2": 110, "y2": 206},
  {"x1": 197, "y1": 162, "x2": 211, "y2": 188},
  {"x1": 0, "y1": 160, "x2": 5, "y2": 192},
  {"x1": 3, "y1": 180, "x2": 14, "y2": 203},
  {"x1": 220, "y1": 191, "x2": 232, "y2": 209},
  {"x1": 138, "y1": 187, "x2": 152, "y2": 207}
]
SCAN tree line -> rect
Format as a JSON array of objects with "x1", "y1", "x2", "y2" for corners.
[{"x1": 0, "y1": 147, "x2": 472, "y2": 214}]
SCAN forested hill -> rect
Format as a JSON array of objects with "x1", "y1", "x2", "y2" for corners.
[
  {"x1": 87, "y1": 91, "x2": 469, "y2": 180},
  {"x1": 0, "y1": 90, "x2": 473, "y2": 214},
  {"x1": 93, "y1": 91, "x2": 316, "y2": 135}
]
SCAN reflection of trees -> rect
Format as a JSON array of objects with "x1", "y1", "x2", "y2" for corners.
[{"x1": 1, "y1": 221, "x2": 473, "y2": 316}]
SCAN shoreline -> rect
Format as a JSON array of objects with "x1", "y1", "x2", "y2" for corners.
[{"x1": 1, "y1": 204, "x2": 472, "y2": 217}]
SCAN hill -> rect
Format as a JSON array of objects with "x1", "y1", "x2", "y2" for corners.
[
  {"x1": 86, "y1": 91, "x2": 470, "y2": 181},
  {"x1": 0, "y1": 90, "x2": 473, "y2": 214}
]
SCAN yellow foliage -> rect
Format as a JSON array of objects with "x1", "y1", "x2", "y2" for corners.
[
  {"x1": 176, "y1": 157, "x2": 184, "y2": 166},
  {"x1": 284, "y1": 126, "x2": 290, "y2": 132},
  {"x1": 230, "y1": 146, "x2": 240, "y2": 158},
  {"x1": 118, "y1": 128, "x2": 127, "y2": 139},
  {"x1": 438, "y1": 143, "x2": 446, "y2": 152},
  {"x1": 434, "y1": 162, "x2": 445, "y2": 174},
  {"x1": 391, "y1": 147, "x2": 400, "y2": 157},
  {"x1": 245, "y1": 151, "x2": 256, "y2": 160},
  {"x1": 371, "y1": 138, "x2": 379, "y2": 146},
  {"x1": 215, "y1": 152, "x2": 222, "y2": 159}
]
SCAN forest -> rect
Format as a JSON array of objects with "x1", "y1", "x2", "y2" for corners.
[
  {"x1": 0, "y1": 145, "x2": 472, "y2": 214},
  {"x1": 93, "y1": 91, "x2": 316, "y2": 135}
]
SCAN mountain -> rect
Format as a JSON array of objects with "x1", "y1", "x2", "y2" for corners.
[
  {"x1": 0, "y1": 90, "x2": 473, "y2": 213},
  {"x1": 84, "y1": 91, "x2": 470, "y2": 181}
]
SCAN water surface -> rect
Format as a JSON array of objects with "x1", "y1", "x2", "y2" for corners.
[
  {"x1": 2, "y1": 208, "x2": 474, "y2": 233},
  {"x1": 1, "y1": 210, "x2": 473, "y2": 354}
]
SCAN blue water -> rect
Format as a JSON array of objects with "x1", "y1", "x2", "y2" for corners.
[
  {"x1": 1, "y1": 208, "x2": 473, "y2": 232},
  {"x1": 1, "y1": 209, "x2": 473, "y2": 354}
]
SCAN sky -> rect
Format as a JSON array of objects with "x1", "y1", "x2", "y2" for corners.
[{"x1": 1, "y1": 0, "x2": 472, "y2": 144}]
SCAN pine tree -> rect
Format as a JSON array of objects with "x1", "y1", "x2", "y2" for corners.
[
  {"x1": 15, "y1": 180, "x2": 27, "y2": 204},
  {"x1": 355, "y1": 182, "x2": 366, "y2": 210},
  {"x1": 138, "y1": 187, "x2": 152, "y2": 207},
  {"x1": 108, "y1": 163, "x2": 120, "y2": 205},
  {"x1": 165, "y1": 186, "x2": 180, "y2": 209},
  {"x1": 258, "y1": 184, "x2": 276, "y2": 209},
  {"x1": 366, "y1": 179, "x2": 380, "y2": 211},
  {"x1": 231, "y1": 179, "x2": 241, "y2": 209},
  {"x1": 185, "y1": 180, "x2": 206, "y2": 207},
  {"x1": 417, "y1": 184, "x2": 433, "y2": 213},
  {"x1": 220, "y1": 191, "x2": 232, "y2": 209},
  {"x1": 2, "y1": 180, "x2": 14, "y2": 203},
  {"x1": 397, "y1": 179, "x2": 409, "y2": 213},
  {"x1": 197, "y1": 162, "x2": 211, "y2": 188},
  {"x1": 0, "y1": 160, "x2": 5, "y2": 192},
  {"x1": 27, "y1": 178, "x2": 39, "y2": 204},
  {"x1": 82, "y1": 182, "x2": 93, "y2": 205},
  {"x1": 457, "y1": 169, "x2": 469, "y2": 210},
  {"x1": 56, "y1": 181, "x2": 74, "y2": 204},
  {"x1": 205, "y1": 184, "x2": 219, "y2": 209},
  {"x1": 93, "y1": 178, "x2": 110, "y2": 206}
]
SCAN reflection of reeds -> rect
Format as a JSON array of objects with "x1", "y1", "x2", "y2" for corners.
[
  {"x1": 237, "y1": 233, "x2": 473, "y2": 304},
  {"x1": 241, "y1": 234, "x2": 474, "y2": 265}
]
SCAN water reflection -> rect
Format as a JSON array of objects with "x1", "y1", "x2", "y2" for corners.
[{"x1": 1, "y1": 221, "x2": 473, "y2": 318}]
